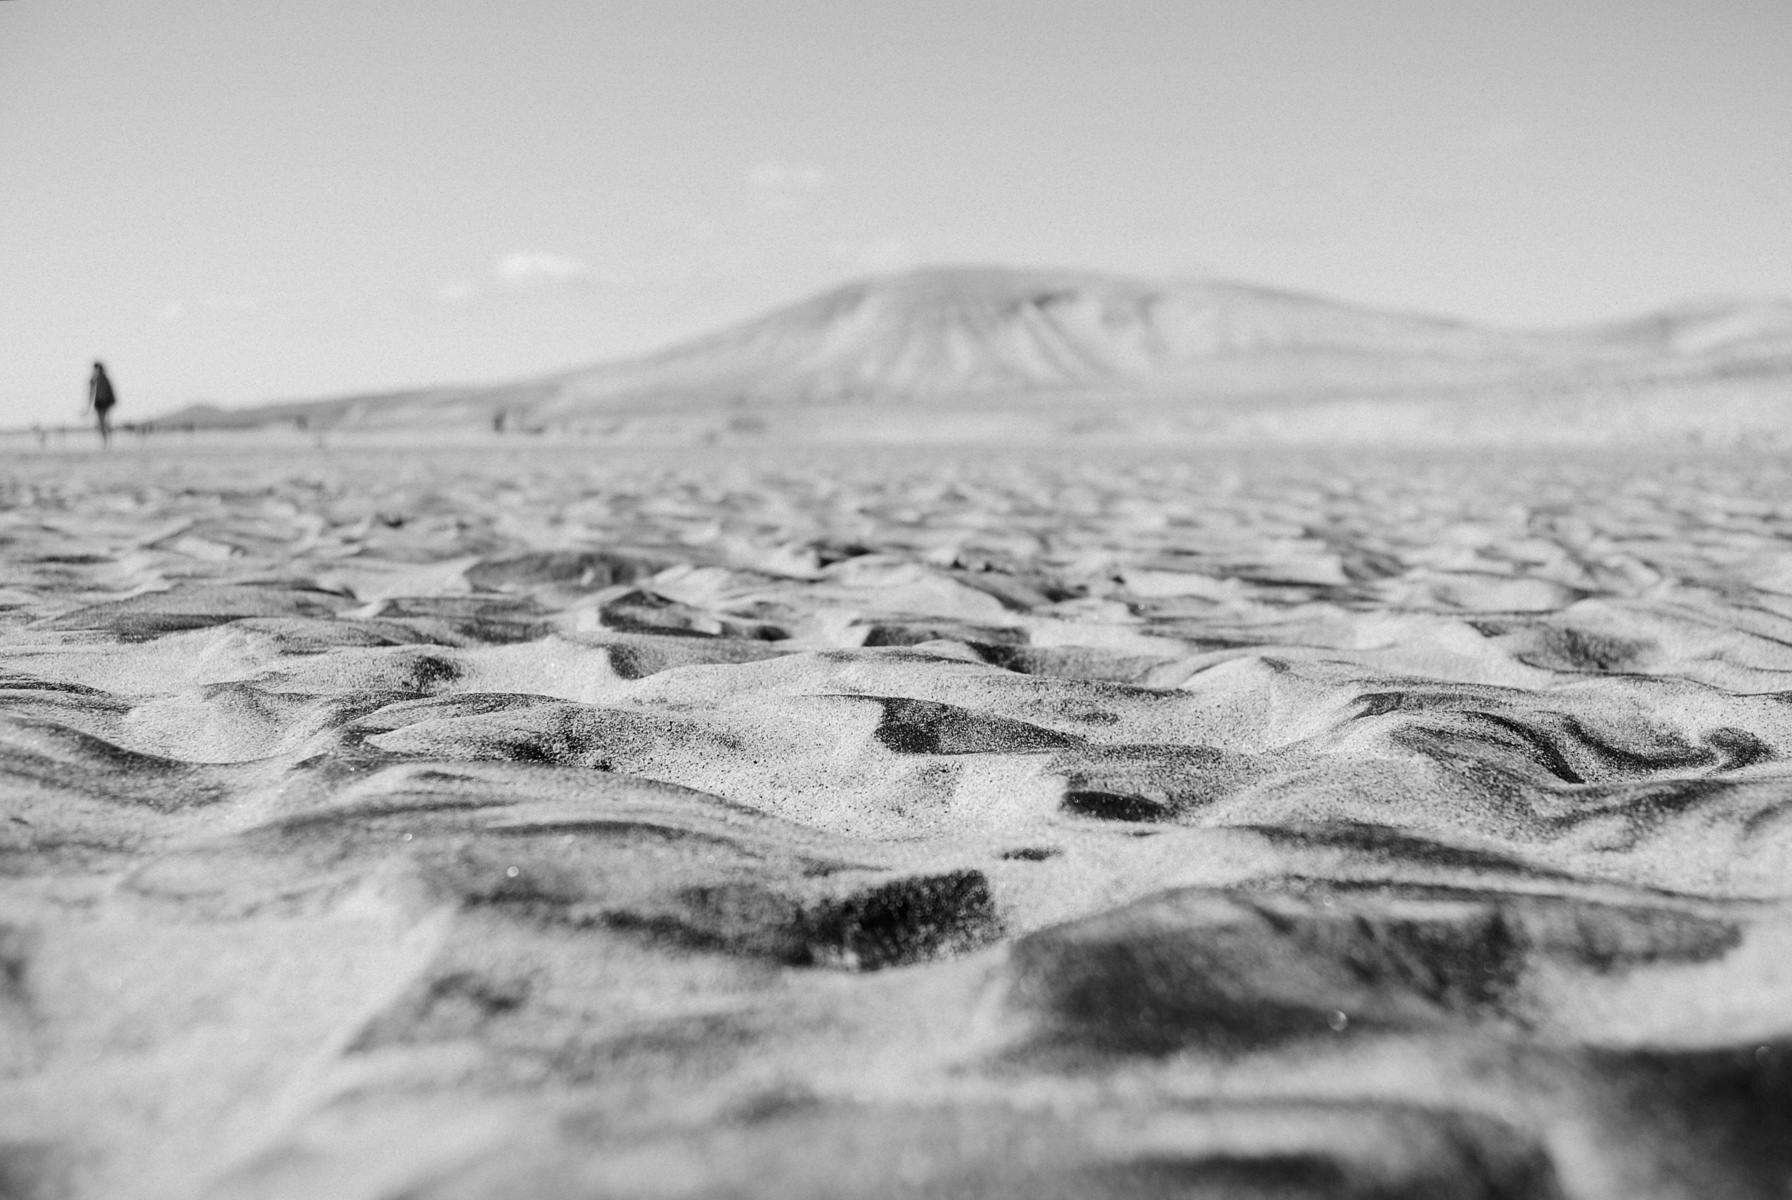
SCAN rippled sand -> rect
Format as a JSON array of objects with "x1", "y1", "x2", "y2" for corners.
[{"x1": 3, "y1": 440, "x2": 1791, "y2": 1199}]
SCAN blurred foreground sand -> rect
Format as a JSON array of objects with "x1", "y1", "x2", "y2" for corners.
[{"x1": 2, "y1": 439, "x2": 1791, "y2": 1198}]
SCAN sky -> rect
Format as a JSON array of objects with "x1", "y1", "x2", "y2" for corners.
[{"x1": 2, "y1": 0, "x2": 1789, "y2": 424}]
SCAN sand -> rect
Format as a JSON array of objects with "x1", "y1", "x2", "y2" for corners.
[{"x1": 2, "y1": 438, "x2": 1791, "y2": 1199}]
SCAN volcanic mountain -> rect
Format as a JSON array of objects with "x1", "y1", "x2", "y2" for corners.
[{"x1": 163, "y1": 266, "x2": 1792, "y2": 432}]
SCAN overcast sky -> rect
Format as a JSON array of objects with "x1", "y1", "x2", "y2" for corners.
[{"x1": 3, "y1": 0, "x2": 1789, "y2": 423}]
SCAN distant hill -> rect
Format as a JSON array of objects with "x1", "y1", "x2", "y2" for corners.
[{"x1": 156, "y1": 266, "x2": 1792, "y2": 433}]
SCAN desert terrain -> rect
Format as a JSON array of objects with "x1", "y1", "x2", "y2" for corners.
[{"x1": 5, "y1": 270, "x2": 1792, "y2": 1198}]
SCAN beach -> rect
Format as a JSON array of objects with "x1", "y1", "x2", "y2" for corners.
[{"x1": 2, "y1": 437, "x2": 1789, "y2": 1197}]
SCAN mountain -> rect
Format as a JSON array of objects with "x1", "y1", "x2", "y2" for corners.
[{"x1": 157, "y1": 266, "x2": 1792, "y2": 432}]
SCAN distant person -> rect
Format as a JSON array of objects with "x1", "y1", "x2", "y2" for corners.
[{"x1": 87, "y1": 361, "x2": 117, "y2": 446}]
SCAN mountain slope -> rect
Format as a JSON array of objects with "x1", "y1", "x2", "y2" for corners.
[{"x1": 159, "y1": 266, "x2": 1792, "y2": 430}]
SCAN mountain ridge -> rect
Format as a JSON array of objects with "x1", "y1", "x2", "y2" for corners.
[{"x1": 156, "y1": 266, "x2": 1792, "y2": 430}]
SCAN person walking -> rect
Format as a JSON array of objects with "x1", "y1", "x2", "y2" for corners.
[{"x1": 88, "y1": 361, "x2": 117, "y2": 446}]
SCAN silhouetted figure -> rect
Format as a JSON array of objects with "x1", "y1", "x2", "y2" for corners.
[
  {"x1": 492, "y1": 409, "x2": 507, "y2": 434},
  {"x1": 88, "y1": 361, "x2": 117, "y2": 447}
]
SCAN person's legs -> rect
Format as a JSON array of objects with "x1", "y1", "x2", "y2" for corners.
[{"x1": 96, "y1": 405, "x2": 112, "y2": 446}]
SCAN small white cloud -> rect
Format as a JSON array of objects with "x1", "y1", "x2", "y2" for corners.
[
  {"x1": 495, "y1": 252, "x2": 591, "y2": 287},
  {"x1": 158, "y1": 294, "x2": 260, "y2": 321},
  {"x1": 749, "y1": 163, "x2": 829, "y2": 210},
  {"x1": 435, "y1": 280, "x2": 477, "y2": 303},
  {"x1": 751, "y1": 162, "x2": 827, "y2": 190}
]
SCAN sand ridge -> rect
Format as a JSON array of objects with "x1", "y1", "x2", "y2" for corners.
[{"x1": 2, "y1": 441, "x2": 1791, "y2": 1198}]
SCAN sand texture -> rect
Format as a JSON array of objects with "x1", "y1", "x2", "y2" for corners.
[{"x1": 3, "y1": 441, "x2": 1792, "y2": 1198}]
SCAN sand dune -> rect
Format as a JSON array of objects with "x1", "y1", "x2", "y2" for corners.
[{"x1": 3, "y1": 440, "x2": 1791, "y2": 1198}]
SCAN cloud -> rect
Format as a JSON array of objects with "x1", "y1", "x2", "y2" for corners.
[
  {"x1": 495, "y1": 252, "x2": 591, "y2": 287},
  {"x1": 751, "y1": 162, "x2": 827, "y2": 190},
  {"x1": 749, "y1": 162, "x2": 829, "y2": 210},
  {"x1": 156, "y1": 294, "x2": 260, "y2": 322}
]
